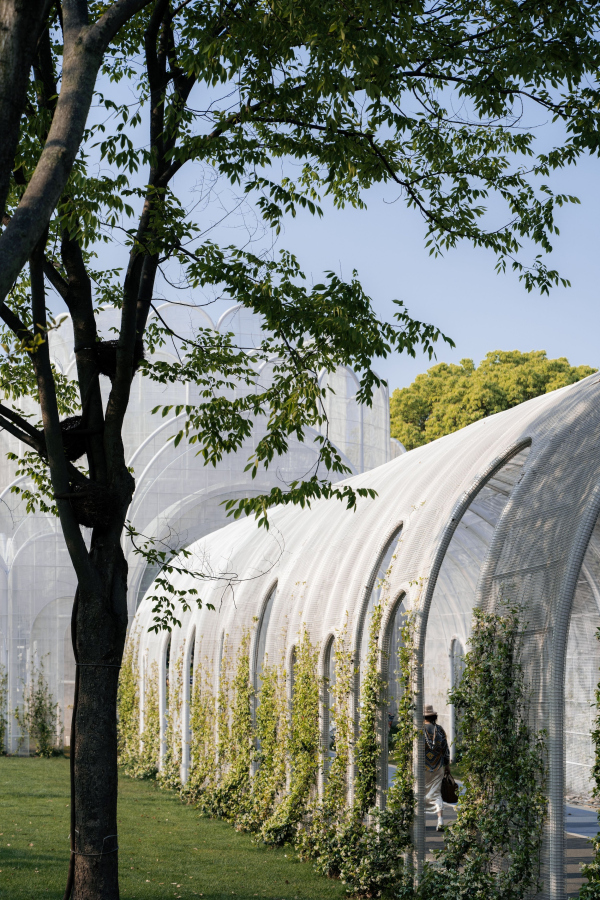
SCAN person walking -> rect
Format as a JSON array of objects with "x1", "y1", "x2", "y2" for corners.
[{"x1": 423, "y1": 703, "x2": 450, "y2": 832}]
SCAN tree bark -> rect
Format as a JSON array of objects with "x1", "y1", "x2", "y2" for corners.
[
  {"x1": 72, "y1": 533, "x2": 131, "y2": 899},
  {"x1": 0, "y1": 0, "x2": 50, "y2": 221}
]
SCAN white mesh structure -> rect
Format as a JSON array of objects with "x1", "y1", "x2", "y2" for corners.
[
  {"x1": 0, "y1": 306, "x2": 391, "y2": 753},
  {"x1": 135, "y1": 372, "x2": 600, "y2": 900}
]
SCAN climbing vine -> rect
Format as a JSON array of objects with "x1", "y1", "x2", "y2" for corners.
[
  {"x1": 0, "y1": 663, "x2": 8, "y2": 754},
  {"x1": 420, "y1": 606, "x2": 547, "y2": 900},
  {"x1": 354, "y1": 599, "x2": 385, "y2": 818},
  {"x1": 202, "y1": 631, "x2": 255, "y2": 821},
  {"x1": 138, "y1": 660, "x2": 160, "y2": 778},
  {"x1": 334, "y1": 603, "x2": 415, "y2": 898},
  {"x1": 183, "y1": 658, "x2": 216, "y2": 803},
  {"x1": 262, "y1": 625, "x2": 320, "y2": 846},
  {"x1": 117, "y1": 630, "x2": 141, "y2": 776},
  {"x1": 14, "y1": 657, "x2": 62, "y2": 757},
  {"x1": 117, "y1": 636, "x2": 160, "y2": 779},
  {"x1": 350, "y1": 610, "x2": 416, "y2": 898},
  {"x1": 237, "y1": 658, "x2": 289, "y2": 833},
  {"x1": 297, "y1": 617, "x2": 353, "y2": 877},
  {"x1": 159, "y1": 643, "x2": 185, "y2": 792},
  {"x1": 387, "y1": 611, "x2": 416, "y2": 826}
]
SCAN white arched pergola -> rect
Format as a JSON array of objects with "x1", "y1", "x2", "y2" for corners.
[{"x1": 134, "y1": 371, "x2": 600, "y2": 900}]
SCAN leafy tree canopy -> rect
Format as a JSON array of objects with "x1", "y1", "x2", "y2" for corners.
[
  {"x1": 3, "y1": 2, "x2": 600, "y2": 897},
  {"x1": 390, "y1": 351, "x2": 596, "y2": 451}
]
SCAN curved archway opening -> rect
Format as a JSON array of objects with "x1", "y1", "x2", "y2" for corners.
[
  {"x1": 352, "y1": 524, "x2": 403, "y2": 802},
  {"x1": 321, "y1": 635, "x2": 336, "y2": 784},
  {"x1": 448, "y1": 637, "x2": 465, "y2": 763},
  {"x1": 254, "y1": 584, "x2": 277, "y2": 697},
  {"x1": 424, "y1": 445, "x2": 531, "y2": 750},
  {"x1": 181, "y1": 627, "x2": 196, "y2": 784},
  {"x1": 357, "y1": 524, "x2": 404, "y2": 693},
  {"x1": 565, "y1": 520, "x2": 600, "y2": 803},
  {"x1": 381, "y1": 593, "x2": 407, "y2": 800},
  {"x1": 414, "y1": 442, "x2": 531, "y2": 862},
  {"x1": 159, "y1": 633, "x2": 171, "y2": 768}
]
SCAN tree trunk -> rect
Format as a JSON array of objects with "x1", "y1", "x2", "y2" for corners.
[
  {"x1": 71, "y1": 534, "x2": 130, "y2": 899},
  {"x1": 0, "y1": 0, "x2": 49, "y2": 220}
]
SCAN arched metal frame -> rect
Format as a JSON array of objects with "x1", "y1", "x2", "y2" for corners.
[
  {"x1": 250, "y1": 581, "x2": 278, "y2": 698},
  {"x1": 159, "y1": 632, "x2": 171, "y2": 769},
  {"x1": 413, "y1": 439, "x2": 532, "y2": 870},
  {"x1": 548, "y1": 485, "x2": 600, "y2": 899},
  {"x1": 378, "y1": 591, "x2": 407, "y2": 807},
  {"x1": 351, "y1": 523, "x2": 403, "y2": 804},
  {"x1": 249, "y1": 582, "x2": 278, "y2": 776},
  {"x1": 319, "y1": 633, "x2": 336, "y2": 797},
  {"x1": 0, "y1": 301, "x2": 392, "y2": 754},
  {"x1": 288, "y1": 644, "x2": 297, "y2": 705},
  {"x1": 131, "y1": 374, "x2": 600, "y2": 900},
  {"x1": 448, "y1": 635, "x2": 465, "y2": 763},
  {"x1": 471, "y1": 428, "x2": 600, "y2": 900},
  {"x1": 180, "y1": 625, "x2": 196, "y2": 784}
]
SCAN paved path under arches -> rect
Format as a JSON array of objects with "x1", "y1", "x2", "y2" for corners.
[{"x1": 421, "y1": 797, "x2": 598, "y2": 896}]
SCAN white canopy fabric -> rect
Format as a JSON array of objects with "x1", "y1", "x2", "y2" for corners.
[{"x1": 135, "y1": 371, "x2": 600, "y2": 900}]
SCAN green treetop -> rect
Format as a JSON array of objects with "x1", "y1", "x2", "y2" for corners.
[{"x1": 390, "y1": 351, "x2": 596, "y2": 451}]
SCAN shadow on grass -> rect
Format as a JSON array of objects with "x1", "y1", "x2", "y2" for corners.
[{"x1": 0, "y1": 757, "x2": 348, "y2": 900}]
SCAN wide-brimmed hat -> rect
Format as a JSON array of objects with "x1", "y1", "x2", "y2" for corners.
[{"x1": 423, "y1": 704, "x2": 437, "y2": 717}]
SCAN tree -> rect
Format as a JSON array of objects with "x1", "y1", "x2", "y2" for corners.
[
  {"x1": 2, "y1": 3, "x2": 600, "y2": 898},
  {"x1": 390, "y1": 350, "x2": 596, "y2": 450}
]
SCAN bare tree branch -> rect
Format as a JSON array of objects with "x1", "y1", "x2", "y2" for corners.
[
  {"x1": 0, "y1": 414, "x2": 43, "y2": 451},
  {"x1": 0, "y1": 401, "x2": 44, "y2": 443},
  {"x1": 86, "y1": 0, "x2": 153, "y2": 51},
  {"x1": 43, "y1": 256, "x2": 69, "y2": 299}
]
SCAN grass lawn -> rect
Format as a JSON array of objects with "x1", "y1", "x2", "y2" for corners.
[{"x1": 0, "y1": 758, "x2": 348, "y2": 900}]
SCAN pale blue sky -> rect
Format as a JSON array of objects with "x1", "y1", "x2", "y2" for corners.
[
  {"x1": 155, "y1": 135, "x2": 600, "y2": 394},
  {"x1": 85, "y1": 76, "x2": 600, "y2": 394},
  {"x1": 276, "y1": 152, "x2": 600, "y2": 392}
]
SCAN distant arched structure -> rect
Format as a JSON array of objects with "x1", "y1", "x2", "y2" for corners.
[{"x1": 0, "y1": 304, "x2": 393, "y2": 754}]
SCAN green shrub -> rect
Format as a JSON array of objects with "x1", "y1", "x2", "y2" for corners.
[
  {"x1": 183, "y1": 658, "x2": 216, "y2": 802},
  {"x1": 201, "y1": 631, "x2": 255, "y2": 820},
  {"x1": 117, "y1": 631, "x2": 141, "y2": 775},
  {"x1": 420, "y1": 607, "x2": 546, "y2": 900},
  {"x1": 261, "y1": 626, "x2": 320, "y2": 846},
  {"x1": 14, "y1": 657, "x2": 62, "y2": 757},
  {"x1": 237, "y1": 659, "x2": 288, "y2": 832}
]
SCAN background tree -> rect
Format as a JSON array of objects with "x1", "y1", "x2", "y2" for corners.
[
  {"x1": 390, "y1": 350, "x2": 596, "y2": 450},
  {"x1": 2, "y1": 2, "x2": 600, "y2": 899}
]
